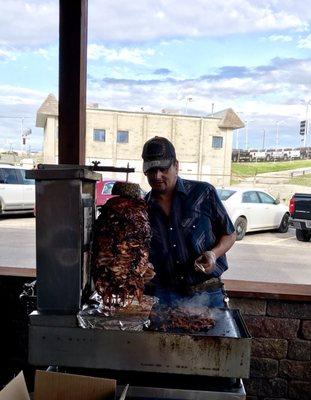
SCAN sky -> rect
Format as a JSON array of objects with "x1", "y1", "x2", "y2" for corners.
[{"x1": 0, "y1": 0, "x2": 311, "y2": 152}]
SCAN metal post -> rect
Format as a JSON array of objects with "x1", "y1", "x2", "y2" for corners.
[
  {"x1": 185, "y1": 97, "x2": 192, "y2": 115},
  {"x1": 276, "y1": 122, "x2": 279, "y2": 148},
  {"x1": 236, "y1": 130, "x2": 239, "y2": 149},
  {"x1": 305, "y1": 101, "x2": 310, "y2": 147},
  {"x1": 245, "y1": 121, "x2": 248, "y2": 150},
  {"x1": 275, "y1": 121, "x2": 282, "y2": 148},
  {"x1": 20, "y1": 117, "x2": 24, "y2": 153},
  {"x1": 262, "y1": 129, "x2": 266, "y2": 149}
]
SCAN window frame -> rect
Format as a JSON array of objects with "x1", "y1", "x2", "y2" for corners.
[
  {"x1": 212, "y1": 135, "x2": 223, "y2": 149},
  {"x1": 93, "y1": 128, "x2": 106, "y2": 142},
  {"x1": 117, "y1": 130, "x2": 129, "y2": 144}
]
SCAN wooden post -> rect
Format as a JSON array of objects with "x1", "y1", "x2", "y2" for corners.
[{"x1": 58, "y1": 0, "x2": 88, "y2": 164}]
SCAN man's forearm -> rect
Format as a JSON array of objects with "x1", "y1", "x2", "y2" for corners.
[{"x1": 211, "y1": 232, "x2": 236, "y2": 259}]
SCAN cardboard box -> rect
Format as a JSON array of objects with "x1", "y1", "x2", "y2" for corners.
[{"x1": 0, "y1": 370, "x2": 128, "y2": 400}]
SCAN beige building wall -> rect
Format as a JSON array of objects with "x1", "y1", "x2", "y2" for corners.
[
  {"x1": 43, "y1": 117, "x2": 58, "y2": 164},
  {"x1": 40, "y1": 106, "x2": 242, "y2": 189}
]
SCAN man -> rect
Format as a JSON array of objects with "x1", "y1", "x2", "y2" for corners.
[{"x1": 142, "y1": 136, "x2": 236, "y2": 307}]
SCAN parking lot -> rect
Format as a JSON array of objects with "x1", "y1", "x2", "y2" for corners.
[{"x1": 0, "y1": 215, "x2": 310, "y2": 284}]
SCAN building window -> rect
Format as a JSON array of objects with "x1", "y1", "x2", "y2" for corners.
[
  {"x1": 93, "y1": 129, "x2": 106, "y2": 142},
  {"x1": 212, "y1": 136, "x2": 223, "y2": 149},
  {"x1": 117, "y1": 130, "x2": 129, "y2": 143}
]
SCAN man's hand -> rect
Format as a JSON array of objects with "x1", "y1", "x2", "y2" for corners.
[{"x1": 194, "y1": 251, "x2": 216, "y2": 274}]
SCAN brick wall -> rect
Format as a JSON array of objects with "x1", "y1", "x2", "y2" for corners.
[{"x1": 230, "y1": 297, "x2": 311, "y2": 400}]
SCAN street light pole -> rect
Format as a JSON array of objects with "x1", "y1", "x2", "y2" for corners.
[
  {"x1": 275, "y1": 121, "x2": 283, "y2": 148},
  {"x1": 185, "y1": 97, "x2": 193, "y2": 115},
  {"x1": 304, "y1": 100, "x2": 311, "y2": 147},
  {"x1": 20, "y1": 117, "x2": 24, "y2": 153},
  {"x1": 0, "y1": 115, "x2": 32, "y2": 152},
  {"x1": 262, "y1": 129, "x2": 266, "y2": 149},
  {"x1": 244, "y1": 119, "x2": 254, "y2": 150}
]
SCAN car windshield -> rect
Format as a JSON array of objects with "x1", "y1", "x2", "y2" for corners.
[{"x1": 217, "y1": 189, "x2": 236, "y2": 201}]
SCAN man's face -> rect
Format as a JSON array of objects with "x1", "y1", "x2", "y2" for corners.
[{"x1": 145, "y1": 161, "x2": 179, "y2": 194}]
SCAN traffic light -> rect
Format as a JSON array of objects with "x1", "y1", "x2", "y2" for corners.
[
  {"x1": 23, "y1": 137, "x2": 26, "y2": 145},
  {"x1": 300, "y1": 120, "x2": 306, "y2": 135}
]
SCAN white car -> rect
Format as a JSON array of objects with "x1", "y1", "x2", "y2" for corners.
[
  {"x1": 0, "y1": 164, "x2": 35, "y2": 215},
  {"x1": 217, "y1": 187, "x2": 290, "y2": 240}
]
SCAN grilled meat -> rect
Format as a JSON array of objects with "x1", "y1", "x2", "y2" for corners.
[
  {"x1": 149, "y1": 305, "x2": 216, "y2": 333},
  {"x1": 93, "y1": 191, "x2": 155, "y2": 307}
]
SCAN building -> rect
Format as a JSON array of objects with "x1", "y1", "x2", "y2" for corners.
[{"x1": 36, "y1": 94, "x2": 244, "y2": 188}]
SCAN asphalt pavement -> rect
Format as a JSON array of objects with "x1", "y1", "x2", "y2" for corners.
[{"x1": 0, "y1": 216, "x2": 310, "y2": 285}]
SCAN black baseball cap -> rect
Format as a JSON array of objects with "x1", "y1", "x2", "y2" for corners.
[{"x1": 142, "y1": 136, "x2": 176, "y2": 173}]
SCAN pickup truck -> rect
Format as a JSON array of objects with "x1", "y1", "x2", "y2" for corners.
[
  {"x1": 289, "y1": 193, "x2": 311, "y2": 241},
  {"x1": 231, "y1": 149, "x2": 251, "y2": 162}
]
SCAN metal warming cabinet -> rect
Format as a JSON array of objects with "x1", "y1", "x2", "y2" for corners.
[{"x1": 26, "y1": 164, "x2": 251, "y2": 399}]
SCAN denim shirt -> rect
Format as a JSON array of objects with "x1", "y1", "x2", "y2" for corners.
[{"x1": 146, "y1": 178, "x2": 235, "y2": 291}]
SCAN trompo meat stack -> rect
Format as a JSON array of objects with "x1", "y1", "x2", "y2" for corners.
[{"x1": 92, "y1": 182, "x2": 155, "y2": 307}]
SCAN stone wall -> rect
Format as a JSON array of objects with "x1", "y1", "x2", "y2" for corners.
[
  {"x1": 230, "y1": 295, "x2": 311, "y2": 400},
  {"x1": 0, "y1": 272, "x2": 310, "y2": 399}
]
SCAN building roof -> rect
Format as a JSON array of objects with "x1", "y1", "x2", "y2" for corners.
[
  {"x1": 36, "y1": 94, "x2": 244, "y2": 130},
  {"x1": 36, "y1": 93, "x2": 58, "y2": 127},
  {"x1": 209, "y1": 108, "x2": 245, "y2": 129}
]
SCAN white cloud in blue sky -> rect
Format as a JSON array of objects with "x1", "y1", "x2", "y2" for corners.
[{"x1": 0, "y1": 0, "x2": 311, "y2": 151}]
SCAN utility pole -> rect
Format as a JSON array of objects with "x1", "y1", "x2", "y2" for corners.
[
  {"x1": 304, "y1": 101, "x2": 311, "y2": 147},
  {"x1": 262, "y1": 129, "x2": 266, "y2": 149},
  {"x1": 185, "y1": 97, "x2": 193, "y2": 115}
]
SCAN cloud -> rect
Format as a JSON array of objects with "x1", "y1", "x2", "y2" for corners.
[
  {"x1": 267, "y1": 34, "x2": 293, "y2": 42},
  {"x1": 298, "y1": 34, "x2": 311, "y2": 48},
  {"x1": 88, "y1": 44, "x2": 155, "y2": 64},
  {"x1": 86, "y1": 56, "x2": 311, "y2": 119},
  {"x1": 0, "y1": 85, "x2": 49, "y2": 151},
  {"x1": 0, "y1": 1, "x2": 58, "y2": 47},
  {"x1": 1, "y1": 1, "x2": 309, "y2": 48},
  {"x1": 153, "y1": 68, "x2": 172, "y2": 75},
  {"x1": 0, "y1": 48, "x2": 17, "y2": 61},
  {"x1": 36, "y1": 48, "x2": 51, "y2": 60},
  {"x1": 88, "y1": 0, "x2": 309, "y2": 43}
]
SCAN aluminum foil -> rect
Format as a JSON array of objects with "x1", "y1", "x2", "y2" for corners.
[{"x1": 77, "y1": 294, "x2": 158, "y2": 331}]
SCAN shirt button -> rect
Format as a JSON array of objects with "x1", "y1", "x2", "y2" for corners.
[
  {"x1": 176, "y1": 260, "x2": 180, "y2": 264},
  {"x1": 173, "y1": 244, "x2": 176, "y2": 247},
  {"x1": 192, "y1": 225, "x2": 196, "y2": 228},
  {"x1": 180, "y1": 276, "x2": 184, "y2": 280},
  {"x1": 169, "y1": 227, "x2": 173, "y2": 231}
]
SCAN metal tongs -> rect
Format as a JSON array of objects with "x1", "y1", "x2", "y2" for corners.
[{"x1": 194, "y1": 260, "x2": 206, "y2": 273}]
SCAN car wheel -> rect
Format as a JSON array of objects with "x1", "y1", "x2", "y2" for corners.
[
  {"x1": 296, "y1": 229, "x2": 311, "y2": 242},
  {"x1": 278, "y1": 213, "x2": 289, "y2": 233},
  {"x1": 234, "y1": 217, "x2": 247, "y2": 240}
]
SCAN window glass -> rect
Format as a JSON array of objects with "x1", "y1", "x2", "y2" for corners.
[
  {"x1": 117, "y1": 130, "x2": 129, "y2": 143},
  {"x1": 93, "y1": 129, "x2": 106, "y2": 142},
  {"x1": 242, "y1": 191, "x2": 260, "y2": 203},
  {"x1": 20, "y1": 169, "x2": 35, "y2": 185},
  {"x1": 2, "y1": 168, "x2": 20, "y2": 184},
  {"x1": 217, "y1": 189, "x2": 236, "y2": 200},
  {"x1": 102, "y1": 181, "x2": 115, "y2": 194},
  {"x1": 257, "y1": 191, "x2": 275, "y2": 204},
  {"x1": 212, "y1": 136, "x2": 223, "y2": 149}
]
